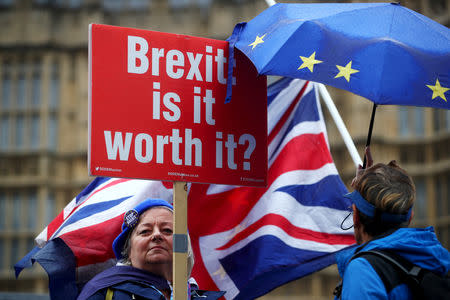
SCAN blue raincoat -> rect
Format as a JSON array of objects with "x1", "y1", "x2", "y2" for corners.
[{"x1": 335, "y1": 227, "x2": 450, "y2": 299}]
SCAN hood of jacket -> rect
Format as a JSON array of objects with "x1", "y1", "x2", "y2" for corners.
[{"x1": 336, "y1": 226, "x2": 450, "y2": 277}]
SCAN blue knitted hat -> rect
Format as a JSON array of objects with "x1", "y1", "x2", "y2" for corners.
[{"x1": 112, "y1": 198, "x2": 173, "y2": 260}]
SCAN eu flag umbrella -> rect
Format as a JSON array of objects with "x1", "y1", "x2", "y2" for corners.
[{"x1": 226, "y1": 2, "x2": 450, "y2": 165}]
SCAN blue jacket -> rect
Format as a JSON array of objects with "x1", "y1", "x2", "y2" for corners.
[
  {"x1": 77, "y1": 265, "x2": 224, "y2": 300},
  {"x1": 77, "y1": 266, "x2": 170, "y2": 300},
  {"x1": 335, "y1": 227, "x2": 450, "y2": 300}
]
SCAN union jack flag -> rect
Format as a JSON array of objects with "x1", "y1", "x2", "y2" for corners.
[
  {"x1": 188, "y1": 78, "x2": 355, "y2": 299},
  {"x1": 15, "y1": 78, "x2": 355, "y2": 300}
]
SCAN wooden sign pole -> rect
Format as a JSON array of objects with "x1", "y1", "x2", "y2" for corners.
[{"x1": 173, "y1": 181, "x2": 188, "y2": 300}]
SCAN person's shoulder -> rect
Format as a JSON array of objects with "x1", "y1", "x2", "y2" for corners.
[
  {"x1": 342, "y1": 257, "x2": 388, "y2": 299},
  {"x1": 112, "y1": 282, "x2": 166, "y2": 299},
  {"x1": 84, "y1": 285, "x2": 165, "y2": 300},
  {"x1": 78, "y1": 265, "x2": 161, "y2": 300},
  {"x1": 345, "y1": 256, "x2": 378, "y2": 277}
]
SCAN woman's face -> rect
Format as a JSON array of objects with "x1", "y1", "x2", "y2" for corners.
[{"x1": 129, "y1": 207, "x2": 173, "y2": 273}]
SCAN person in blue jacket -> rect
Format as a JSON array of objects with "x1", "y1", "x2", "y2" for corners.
[
  {"x1": 335, "y1": 148, "x2": 450, "y2": 299},
  {"x1": 77, "y1": 198, "x2": 224, "y2": 300}
]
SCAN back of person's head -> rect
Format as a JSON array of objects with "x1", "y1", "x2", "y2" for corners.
[{"x1": 353, "y1": 160, "x2": 415, "y2": 236}]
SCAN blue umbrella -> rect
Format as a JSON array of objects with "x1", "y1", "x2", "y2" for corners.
[{"x1": 226, "y1": 2, "x2": 450, "y2": 165}]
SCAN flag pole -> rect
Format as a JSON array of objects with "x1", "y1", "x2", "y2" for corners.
[
  {"x1": 173, "y1": 181, "x2": 188, "y2": 300},
  {"x1": 317, "y1": 83, "x2": 363, "y2": 167}
]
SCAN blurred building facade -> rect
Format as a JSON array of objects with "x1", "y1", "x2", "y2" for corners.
[{"x1": 0, "y1": 0, "x2": 448, "y2": 299}]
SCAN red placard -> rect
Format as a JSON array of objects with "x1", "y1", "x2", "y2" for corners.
[{"x1": 88, "y1": 24, "x2": 267, "y2": 186}]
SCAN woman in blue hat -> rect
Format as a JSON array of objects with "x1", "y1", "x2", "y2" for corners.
[{"x1": 77, "y1": 198, "x2": 224, "y2": 300}]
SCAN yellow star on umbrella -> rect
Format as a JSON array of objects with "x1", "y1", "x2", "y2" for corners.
[
  {"x1": 426, "y1": 79, "x2": 449, "y2": 102},
  {"x1": 335, "y1": 61, "x2": 359, "y2": 82},
  {"x1": 248, "y1": 34, "x2": 266, "y2": 50},
  {"x1": 298, "y1": 52, "x2": 323, "y2": 72}
]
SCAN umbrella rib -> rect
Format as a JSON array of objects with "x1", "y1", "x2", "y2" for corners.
[
  {"x1": 405, "y1": 7, "x2": 450, "y2": 42},
  {"x1": 376, "y1": 4, "x2": 398, "y2": 104},
  {"x1": 298, "y1": 3, "x2": 390, "y2": 24},
  {"x1": 260, "y1": 19, "x2": 304, "y2": 74},
  {"x1": 262, "y1": 20, "x2": 313, "y2": 74}
]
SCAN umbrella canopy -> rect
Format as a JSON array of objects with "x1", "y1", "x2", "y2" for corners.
[{"x1": 230, "y1": 2, "x2": 450, "y2": 109}]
